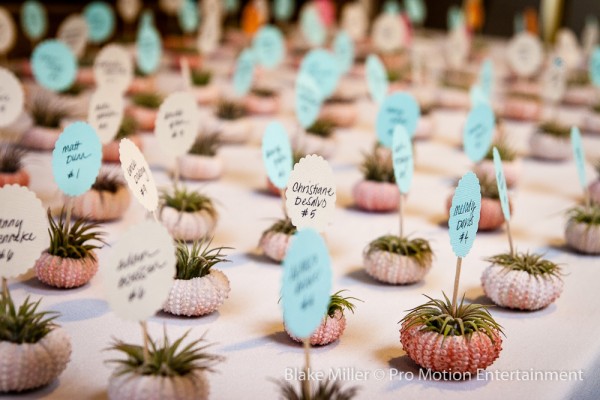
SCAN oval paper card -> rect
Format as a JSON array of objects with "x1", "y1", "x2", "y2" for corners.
[
  {"x1": 300, "y1": 49, "x2": 341, "y2": 101},
  {"x1": 136, "y1": 22, "x2": 161, "y2": 75},
  {"x1": 32, "y1": 40, "x2": 77, "y2": 92},
  {"x1": 88, "y1": 89, "x2": 124, "y2": 145},
  {"x1": 463, "y1": 103, "x2": 495, "y2": 163},
  {"x1": 104, "y1": 220, "x2": 175, "y2": 321},
  {"x1": 392, "y1": 125, "x2": 413, "y2": 194},
  {"x1": 571, "y1": 126, "x2": 587, "y2": 191},
  {"x1": 52, "y1": 122, "x2": 102, "y2": 197},
  {"x1": 376, "y1": 92, "x2": 420, "y2": 148},
  {"x1": 492, "y1": 147, "x2": 510, "y2": 221},
  {"x1": 366, "y1": 54, "x2": 389, "y2": 105},
  {"x1": 119, "y1": 138, "x2": 158, "y2": 212},
  {"x1": 57, "y1": 14, "x2": 88, "y2": 59},
  {"x1": 295, "y1": 73, "x2": 322, "y2": 129},
  {"x1": 262, "y1": 121, "x2": 293, "y2": 190},
  {"x1": 0, "y1": 185, "x2": 49, "y2": 279},
  {"x1": 285, "y1": 155, "x2": 336, "y2": 232},
  {"x1": 282, "y1": 228, "x2": 332, "y2": 339},
  {"x1": 252, "y1": 25, "x2": 285, "y2": 70},
  {"x1": 233, "y1": 48, "x2": 255, "y2": 97},
  {"x1": 84, "y1": 1, "x2": 115, "y2": 44},
  {"x1": 0, "y1": 68, "x2": 24, "y2": 128},
  {"x1": 448, "y1": 171, "x2": 481, "y2": 258},
  {"x1": 333, "y1": 31, "x2": 354, "y2": 75},
  {"x1": 0, "y1": 7, "x2": 16, "y2": 55},
  {"x1": 507, "y1": 32, "x2": 543, "y2": 78},
  {"x1": 589, "y1": 46, "x2": 600, "y2": 87},
  {"x1": 94, "y1": 44, "x2": 133, "y2": 93},
  {"x1": 155, "y1": 91, "x2": 199, "y2": 159},
  {"x1": 21, "y1": 1, "x2": 47, "y2": 42},
  {"x1": 300, "y1": 4, "x2": 326, "y2": 47}
]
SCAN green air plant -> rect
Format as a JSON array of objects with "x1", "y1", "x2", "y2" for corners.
[
  {"x1": 174, "y1": 239, "x2": 231, "y2": 280},
  {"x1": 61, "y1": 82, "x2": 86, "y2": 96},
  {"x1": 484, "y1": 139, "x2": 517, "y2": 162},
  {"x1": 131, "y1": 92, "x2": 163, "y2": 109},
  {"x1": 306, "y1": 119, "x2": 335, "y2": 139},
  {"x1": 568, "y1": 204, "x2": 600, "y2": 226},
  {"x1": 250, "y1": 87, "x2": 276, "y2": 97},
  {"x1": 479, "y1": 176, "x2": 500, "y2": 200},
  {"x1": 400, "y1": 293, "x2": 503, "y2": 343},
  {"x1": 92, "y1": 171, "x2": 124, "y2": 194},
  {"x1": 0, "y1": 288, "x2": 58, "y2": 344},
  {"x1": 275, "y1": 379, "x2": 359, "y2": 400},
  {"x1": 360, "y1": 151, "x2": 395, "y2": 183},
  {"x1": 506, "y1": 90, "x2": 540, "y2": 102},
  {"x1": 327, "y1": 290, "x2": 361, "y2": 319},
  {"x1": 191, "y1": 69, "x2": 212, "y2": 87},
  {"x1": 486, "y1": 252, "x2": 562, "y2": 279},
  {"x1": 107, "y1": 329, "x2": 223, "y2": 377},
  {"x1": 216, "y1": 100, "x2": 246, "y2": 120},
  {"x1": 114, "y1": 116, "x2": 139, "y2": 140},
  {"x1": 593, "y1": 102, "x2": 600, "y2": 115},
  {"x1": 161, "y1": 186, "x2": 218, "y2": 217},
  {"x1": 324, "y1": 95, "x2": 354, "y2": 105},
  {"x1": 0, "y1": 144, "x2": 26, "y2": 173},
  {"x1": 47, "y1": 208, "x2": 106, "y2": 260},
  {"x1": 189, "y1": 132, "x2": 221, "y2": 157},
  {"x1": 263, "y1": 218, "x2": 297, "y2": 236},
  {"x1": 568, "y1": 69, "x2": 590, "y2": 87},
  {"x1": 365, "y1": 235, "x2": 433, "y2": 268},
  {"x1": 538, "y1": 121, "x2": 571, "y2": 138},
  {"x1": 30, "y1": 93, "x2": 70, "y2": 129}
]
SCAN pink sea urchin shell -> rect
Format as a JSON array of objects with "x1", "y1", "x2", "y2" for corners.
[
  {"x1": 589, "y1": 181, "x2": 600, "y2": 205},
  {"x1": 528, "y1": 130, "x2": 572, "y2": 161},
  {"x1": 107, "y1": 370, "x2": 209, "y2": 400},
  {"x1": 259, "y1": 231, "x2": 292, "y2": 263},
  {"x1": 286, "y1": 309, "x2": 347, "y2": 346},
  {"x1": 160, "y1": 207, "x2": 217, "y2": 242},
  {"x1": 400, "y1": 323, "x2": 502, "y2": 374},
  {"x1": 34, "y1": 251, "x2": 98, "y2": 289},
  {"x1": 481, "y1": 265, "x2": 563, "y2": 310},
  {"x1": 178, "y1": 154, "x2": 223, "y2": 181},
  {"x1": 0, "y1": 327, "x2": 71, "y2": 392},
  {"x1": 353, "y1": 180, "x2": 400, "y2": 212},
  {"x1": 565, "y1": 220, "x2": 600, "y2": 254},
  {"x1": 364, "y1": 250, "x2": 431, "y2": 284},
  {"x1": 71, "y1": 186, "x2": 131, "y2": 221},
  {"x1": 163, "y1": 270, "x2": 231, "y2": 317}
]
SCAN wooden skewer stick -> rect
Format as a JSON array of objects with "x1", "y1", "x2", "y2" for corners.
[
  {"x1": 506, "y1": 219, "x2": 515, "y2": 256},
  {"x1": 302, "y1": 339, "x2": 311, "y2": 400},
  {"x1": 451, "y1": 257, "x2": 463, "y2": 315},
  {"x1": 398, "y1": 194, "x2": 404, "y2": 239}
]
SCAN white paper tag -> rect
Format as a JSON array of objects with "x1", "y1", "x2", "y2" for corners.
[
  {"x1": 446, "y1": 26, "x2": 469, "y2": 69},
  {"x1": 155, "y1": 91, "x2": 199, "y2": 159},
  {"x1": 88, "y1": 89, "x2": 124, "y2": 145},
  {"x1": 372, "y1": 12, "x2": 406, "y2": 53},
  {"x1": 57, "y1": 14, "x2": 89, "y2": 59},
  {"x1": 197, "y1": 12, "x2": 221, "y2": 54},
  {"x1": 542, "y1": 56, "x2": 566, "y2": 103},
  {"x1": 104, "y1": 219, "x2": 175, "y2": 321},
  {"x1": 0, "y1": 7, "x2": 16, "y2": 55},
  {"x1": 555, "y1": 29, "x2": 582, "y2": 71},
  {"x1": 285, "y1": 155, "x2": 336, "y2": 232},
  {"x1": 94, "y1": 44, "x2": 133, "y2": 94},
  {"x1": 0, "y1": 68, "x2": 24, "y2": 128},
  {"x1": 507, "y1": 32, "x2": 543, "y2": 78},
  {"x1": 117, "y1": 0, "x2": 141, "y2": 23},
  {"x1": 0, "y1": 185, "x2": 49, "y2": 279},
  {"x1": 341, "y1": 3, "x2": 367, "y2": 41},
  {"x1": 119, "y1": 138, "x2": 159, "y2": 212}
]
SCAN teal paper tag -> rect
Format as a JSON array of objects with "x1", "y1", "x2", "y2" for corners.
[
  {"x1": 333, "y1": 31, "x2": 354, "y2": 75},
  {"x1": 405, "y1": 0, "x2": 426, "y2": 25},
  {"x1": 178, "y1": 0, "x2": 199, "y2": 34},
  {"x1": 463, "y1": 103, "x2": 495, "y2": 163},
  {"x1": 274, "y1": 0, "x2": 293, "y2": 22},
  {"x1": 295, "y1": 72, "x2": 322, "y2": 128},
  {"x1": 21, "y1": 1, "x2": 47, "y2": 42},
  {"x1": 52, "y1": 121, "x2": 102, "y2": 197},
  {"x1": 233, "y1": 48, "x2": 255, "y2": 96},
  {"x1": 262, "y1": 121, "x2": 293, "y2": 189},
  {"x1": 492, "y1": 147, "x2": 510, "y2": 221},
  {"x1": 448, "y1": 6, "x2": 463, "y2": 30},
  {"x1": 31, "y1": 40, "x2": 77, "y2": 92},
  {"x1": 384, "y1": 1, "x2": 401, "y2": 14},
  {"x1": 392, "y1": 125, "x2": 413, "y2": 194},
  {"x1": 479, "y1": 58, "x2": 493, "y2": 98},
  {"x1": 252, "y1": 25, "x2": 285, "y2": 69},
  {"x1": 589, "y1": 46, "x2": 600, "y2": 87},
  {"x1": 84, "y1": 2, "x2": 115, "y2": 44},
  {"x1": 136, "y1": 23, "x2": 161, "y2": 75},
  {"x1": 514, "y1": 12, "x2": 524, "y2": 34},
  {"x1": 282, "y1": 228, "x2": 332, "y2": 339},
  {"x1": 366, "y1": 54, "x2": 389, "y2": 105},
  {"x1": 448, "y1": 171, "x2": 481, "y2": 258},
  {"x1": 140, "y1": 9, "x2": 153, "y2": 29},
  {"x1": 376, "y1": 92, "x2": 420, "y2": 148},
  {"x1": 470, "y1": 84, "x2": 488, "y2": 107},
  {"x1": 301, "y1": 5, "x2": 326, "y2": 47},
  {"x1": 571, "y1": 126, "x2": 587, "y2": 190},
  {"x1": 300, "y1": 49, "x2": 341, "y2": 100}
]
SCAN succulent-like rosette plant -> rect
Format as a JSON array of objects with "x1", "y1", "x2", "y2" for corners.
[
  {"x1": 179, "y1": 132, "x2": 223, "y2": 181},
  {"x1": 529, "y1": 121, "x2": 572, "y2": 161},
  {"x1": 71, "y1": 171, "x2": 131, "y2": 221}
]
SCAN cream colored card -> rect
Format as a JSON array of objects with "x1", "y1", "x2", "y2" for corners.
[
  {"x1": 155, "y1": 91, "x2": 199, "y2": 159},
  {"x1": 119, "y1": 138, "x2": 159, "y2": 212},
  {"x1": 94, "y1": 44, "x2": 133, "y2": 94},
  {"x1": 0, "y1": 68, "x2": 24, "y2": 128},
  {"x1": 88, "y1": 89, "x2": 124, "y2": 145}
]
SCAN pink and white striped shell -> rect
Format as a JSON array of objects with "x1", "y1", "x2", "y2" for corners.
[
  {"x1": 286, "y1": 309, "x2": 346, "y2": 346},
  {"x1": 0, "y1": 327, "x2": 71, "y2": 392},
  {"x1": 127, "y1": 77, "x2": 156, "y2": 96},
  {"x1": 318, "y1": 102, "x2": 357, "y2": 128},
  {"x1": 565, "y1": 220, "x2": 600, "y2": 254},
  {"x1": 498, "y1": 98, "x2": 541, "y2": 121},
  {"x1": 364, "y1": 250, "x2": 432, "y2": 284},
  {"x1": 71, "y1": 186, "x2": 131, "y2": 221},
  {"x1": 244, "y1": 93, "x2": 280, "y2": 115},
  {"x1": 127, "y1": 105, "x2": 158, "y2": 131},
  {"x1": 19, "y1": 126, "x2": 62, "y2": 151},
  {"x1": 192, "y1": 84, "x2": 220, "y2": 105},
  {"x1": 529, "y1": 130, "x2": 572, "y2": 161},
  {"x1": 163, "y1": 270, "x2": 230, "y2": 317},
  {"x1": 400, "y1": 323, "x2": 502, "y2": 374},
  {"x1": 108, "y1": 370, "x2": 209, "y2": 400},
  {"x1": 178, "y1": 154, "x2": 223, "y2": 181},
  {"x1": 160, "y1": 207, "x2": 217, "y2": 242},
  {"x1": 259, "y1": 231, "x2": 292, "y2": 263},
  {"x1": 76, "y1": 67, "x2": 95, "y2": 86},
  {"x1": 299, "y1": 134, "x2": 335, "y2": 159},
  {"x1": 481, "y1": 265, "x2": 563, "y2": 310},
  {"x1": 103, "y1": 135, "x2": 143, "y2": 163},
  {"x1": 35, "y1": 251, "x2": 98, "y2": 289},
  {"x1": 474, "y1": 159, "x2": 521, "y2": 188},
  {"x1": 589, "y1": 181, "x2": 600, "y2": 205},
  {"x1": 353, "y1": 180, "x2": 400, "y2": 212}
]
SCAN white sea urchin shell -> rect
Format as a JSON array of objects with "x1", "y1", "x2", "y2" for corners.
[
  {"x1": 107, "y1": 370, "x2": 209, "y2": 400},
  {"x1": 364, "y1": 250, "x2": 432, "y2": 284},
  {"x1": 163, "y1": 270, "x2": 231, "y2": 317}
]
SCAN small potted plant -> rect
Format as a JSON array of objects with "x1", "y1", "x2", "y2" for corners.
[
  {"x1": 259, "y1": 218, "x2": 296, "y2": 263},
  {"x1": 244, "y1": 87, "x2": 281, "y2": 115},
  {"x1": 107, "y1": 330, "x2": 223, "y2": 400},
  {"x1": 274, "y1": 379, "x2": 358, "y2": 400},
  {"x1": 34, "y1": 209, "x2": 106, "y2": 289},
  {"x1": 103, "y1": 116, "x2": 143, "y2": 163},
  {"x1": 565, "y1": 204, "x2": 600, "y2": 254},
  {"x1": 482, "y1": 252, "x2": 563, "y2": 310},
  {"x1": 318, "y1": 95, "x2": 358, "y2": 128},
  {"x1": 301, "y1": 119, "x2": 336, "y2": 159},
  {"x1": 285, "y1": 290, "x2": 360, "y2": 346},
  {"x1": 353, "y1": 150, "x2": 399, "y2": 212},
  {"x1": 209, "y1": 100, "x2": 250, "y2": 144},
  {"x1": 400, "y1": 294, "x2": 503, "y2": 374},
  {"x1": 363, "y1": 235, "x2": 433, "y2": 284},
  {"x1": 170, "y1": 46, "x2": 203, "y2": 70},
  {"x1": 163, "y1": 239, "x2": 231, "y2": 317},
  {"x1": 387, "y1": 66, "x2": 411, "y2": 92},
  {"x1": 178, "y1": 132, "x2": 223, "y2": 181},
  {"x1": 474, "y1": 139, "x2": 520, "y2": 188},
  {"x1": 0, "y1": 288, "x2": 71, "y2": 392},
  {"x1": 589, "y1": 161, "x2": 600, "y2": 204},
  {"x1": 71, "y1": 172, "x2": 131, "y2": 221},
  {"x1": 127, "y1": 92, "x2": 163, "y2": 131},
  {"x1": 497, "y1": 91, "x2": 541, "y2": 121},
  {"x1": 529, "y1": 121, "x2": 572, "y2": 161},
  {"x1": 190, "y1": 69, "x2": 219, "y2": 105},
  {"x1": 160, "y1": 186, "x2": 218, "y2": 242},
  {"x1": 0, "y1": 145, "x2": 29, "y2": 187},
  {"x1": 21, "y1": 92, "x2": 70, "y2": 151}
]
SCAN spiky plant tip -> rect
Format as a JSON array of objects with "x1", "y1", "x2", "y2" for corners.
[
  {"x1": 478, "y1": 175, "x2": 500, "y2": 200},
  {"x1": 484, "y1": 139, "x2": 517, "y2": 162},
  {"x1": 0, "y1": 144, "x2": 26, "y2": 173},
  {"x1": 0, "y1": 288, "x2": 59, "y2": 344},
  {"x1": 161, "y1": 186, "x2": 217, "y2": 216},
  {"x1": 400, "y1": 293, "x2": 503, "y2": 344},
  {"x1": 216, "y1": 100, "x2": 246, "y2": 120},
  {"x1": 264, "y1": 218, "x2": 297, "y2": 236},
  {"x1": 132, "y1": 92, "x2": 163, "y2": 109},
  {"x1": 189, "y1": 132, "x2": 221, "y2": 157},
  {"x1": 327, "y1": 290, "x2": 362, "y2": 318},
  {"x1": 486, "y1": 252, "x2": 562, "y2": 279},
  {"x1": 47, "y1": 207, "x2": 107, "y2": 260},
  {"x1": 538, "y1": 121, "x2": 571, "y2": 138},
  {"x1": 568, "y1": 204, "x2": 600, "y2": 226},
  {"x1": 114, "y1": 116, "x2": 139, "y2": 140},
  {"x1": 366, "y1": 235, "x2": 433, "y2": 267},
  {"x1": 92, "y1": 171, "x2": 125, "y2": 193},
  {"x1": 360, "y1": 150, "x2": 395, "y2": 183},
  {"x1": 274, "y1": 378, "x2": 359, "y2": 400},
  {"x1": 107, "y1": 329, "x2": 224, "y2": 377},
  {"x1": 306, "y1": 119, "x2": 335, "y2": 139},
  {"x1": 29, "y1": 93, "x2": 70, "y2": 128},
  {"x1": 191, "y1": 69, "x2": 212, "y2": 87},
  {"x1": 175, "y1": 238, "x2": 232, "y2": 280}
]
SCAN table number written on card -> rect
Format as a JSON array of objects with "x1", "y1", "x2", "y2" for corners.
[
  {"x1": 463, "y1": 103, "x2": 494, "y2": 163},
  {"x1": 448, "y1": 172, "x2": 482, "y2": 257},
  {"x1": 119, "y1": 138, "x2": 158, "y2": 212},
  {"x1": 262, "y1": 121, "x2": 293, "y2": 189}
]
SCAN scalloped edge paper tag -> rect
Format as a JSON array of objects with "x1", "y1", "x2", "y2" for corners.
[
  {"x1": 448, "y1": 171, "x2": 481, "y2": 258},
  {"x1": 119, "y1": 138, "x2": 159, "y2": 212}
]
